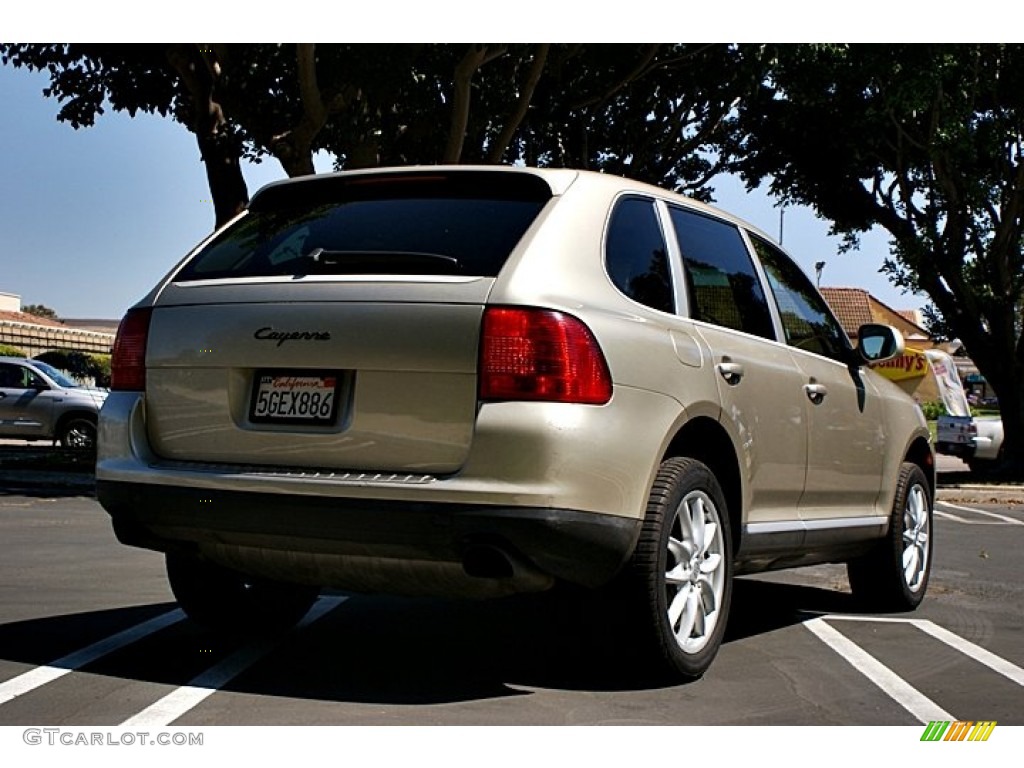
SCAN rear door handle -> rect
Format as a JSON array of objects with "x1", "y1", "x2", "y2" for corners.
[
  {"x1": 717, "y1": 361, "x2": 745, "y2": 385},
  {"x1": 804, "y1": 383, "x2": 828, "y2": 404}
]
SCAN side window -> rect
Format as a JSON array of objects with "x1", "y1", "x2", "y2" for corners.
[
  {"x1": 669, "y1": 206, "x2": 775, "y2": 340},
  {"x1": 605, "y1": 197, "x2": 674, "y2": 314},
  {"x1": 0, "y1": 364, "x2": 35, "y2": 389},
  {"x1": 0, "y1": 364, "x2": 18, "y2": 389},
  {"x1": 750, "y1": 234, "x2": 851, "y2": 362}
]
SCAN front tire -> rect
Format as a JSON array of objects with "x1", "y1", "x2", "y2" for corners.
[
  {"x1": 166, "y1": 553, "x2": 319, "y2": 634},
  {"x1": 618, "y1": 458, "x2": 733, "y2": 680},
  {"x1": 847, "y1": 462, "x2": 932, "y2": 611}
]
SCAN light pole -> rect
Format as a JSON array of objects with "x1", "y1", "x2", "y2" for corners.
[{"x1": 814, "y1": 261, "x2": 826, "y2": 288}]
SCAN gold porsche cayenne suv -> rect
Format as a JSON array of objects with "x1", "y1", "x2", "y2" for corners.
[{"x1": 97, "y1": 166, "x2": 935, "y2": 679}]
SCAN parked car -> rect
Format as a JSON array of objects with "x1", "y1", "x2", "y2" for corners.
[
  {"x1": 925, "y1": 349, "x2": 1004, "y2": 473},
  {"x1": 97, "y1": 166, "x2": 935, "y2": 680},
  {"x1": 0, "y1": 356, "x2": 107, "y2": 449}
]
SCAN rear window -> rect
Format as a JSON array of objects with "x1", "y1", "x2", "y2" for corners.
[{"x1": 175, "y1": 172, "x2": 552, "y2": 281}]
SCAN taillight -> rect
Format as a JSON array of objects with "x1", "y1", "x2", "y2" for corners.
[
  {"x1": 479, "y1": 307, "x2": 612, "y2": 405},
  {"x1": 111, "y1": 307, "x2": 152, "y2": 391}
]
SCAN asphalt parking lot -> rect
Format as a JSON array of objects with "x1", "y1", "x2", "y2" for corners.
[{"x1": 0, "y1": 446, "x2": 1021, "y2": 727}]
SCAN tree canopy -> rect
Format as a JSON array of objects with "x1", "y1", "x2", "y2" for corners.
[
  {"x1": 21, "y1": 303, "x2": 61, "y2": 321},
  {"x1": 8, "y1": 42, "x2": 1023, "y2": 470},
  {"x1": 734, "y1": 43, "x2": 1024, "y2": 471},
  {"x1": 1, "y1": 43, "x2": 765, "y2": 225}
]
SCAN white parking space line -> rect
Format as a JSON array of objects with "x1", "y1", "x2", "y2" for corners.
[
  {"x1": 912, "y1": 620, "x2": 1024, "y2": 687},
  {"x1": 936, "y1": 501, "x2": 1024, "y2": 525},
  {"x1": 121, "y1": 595, "x2": 347, "y2": 727},
  {"x1": 0, "y1": 609, "x2": 185, "y2": 707},
  {"x1": 803, "y1": 617, "x2": 955, "y2": 723},
  {"x1": 825, "y1": 615, "x2": 1024, "y2": 687}
]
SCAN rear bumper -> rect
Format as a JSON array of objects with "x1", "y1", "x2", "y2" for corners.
[
  {"x1": 95, "y1": 389, "x2": 676, "y2": 596},
  {"x1": 936, "y1": 440, "x2": 975, "y2": 459},
  {"x1": 97, "y1": 479, "x2": 640, "y2": 596}
]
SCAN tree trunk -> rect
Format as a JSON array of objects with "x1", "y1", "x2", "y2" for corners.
[
  {"x1": 444, "y1": 45, "x2": 506, "y2": 163},
  {"x1": 166, "y1": 45, "x2": 249, "y2": 228},
  {"x1": 198, "y1": 130, "x2": 249, "y2": 227},
  {"x1": 968, "y1": 351, "x2": 1024, "y2": 475},
  {"x1": 270, "y1": 44, "x2": 328, "y2": 179}
]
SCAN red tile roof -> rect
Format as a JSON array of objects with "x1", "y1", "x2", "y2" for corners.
[
  {"x1": 820, "y1": 287, "x2": 874, "y2": 336},
  {"x1": 0, "y1": 310, "x2": 66, "y2": 328},
  {"x1": 820, "y1": 286, "x2": 930, "y2": 340}
]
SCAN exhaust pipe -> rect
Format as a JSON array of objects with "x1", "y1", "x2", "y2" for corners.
[{"x1": 462, "y1": 545, "x2": 554, "y2": 592}]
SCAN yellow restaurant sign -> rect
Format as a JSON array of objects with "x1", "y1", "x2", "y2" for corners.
[{"x1": 871, "y1": 347, "x2": 930, "y2": 382}]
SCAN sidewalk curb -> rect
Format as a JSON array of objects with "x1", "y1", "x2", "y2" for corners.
[{"x1": 936, "y1": 485, "x2": 1023, "y2": 504}]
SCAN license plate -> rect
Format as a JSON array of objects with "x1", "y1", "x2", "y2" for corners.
[{"x1": 249, "y1": 371, "x2": 341, "y2": 426}]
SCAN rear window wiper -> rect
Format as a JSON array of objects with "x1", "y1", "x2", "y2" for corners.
[{"x1": 304, "y1": 248, "x2": 462, "y2": 275}]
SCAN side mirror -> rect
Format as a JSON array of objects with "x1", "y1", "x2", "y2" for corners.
[{"x1": 857, "y1": 323, "x2": 905, "y2": 365}]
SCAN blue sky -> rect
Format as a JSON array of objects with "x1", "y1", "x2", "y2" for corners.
[{"x1": 1, "y1": 58, "x2": 921, "y2": 321}]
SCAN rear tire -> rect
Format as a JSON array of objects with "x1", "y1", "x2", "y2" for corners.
[
  {"x1": 847, "y1": 462, "x2": 932, "y2": 611},
  {"x1": 166, "y1": 553, "x2": 319, "y2": 634},
  {"x1": 58, "y1": 415, "x2": 97, "y2": 450},
  {"x1": 616, "y1": 458, "x2": 733, "y2": 680}
]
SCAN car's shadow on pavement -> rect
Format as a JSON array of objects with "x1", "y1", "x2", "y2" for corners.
[{"x1": 0, "y1": 575, "x2": 880, "y2": 713}]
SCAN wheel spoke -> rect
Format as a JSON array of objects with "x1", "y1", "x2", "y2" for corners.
[
  {"x1": 907, "y1": 487, "x2": 926, "y2": 529},
  {"x1": 677, "y1": 499, "x2": 695, "y2": 543},
  {"x1": 699, "y1": 552, "x2": 722, "y2": 575},
  {"x1": 700, "y1": 522, "x2": 718, "y2": 558},
  {"x1": 668, "y1": 586, "x2": 688, "y2": 628},
  {"x1": 676, "y1": 589, "x2": 700, "y2": 641},
  {"x1": 668, "y1": 536, "x2": 690, "y2": 562},
  {"x1": 692, "y1": 596, "x2": 707, "y2": 638},
  {"x1": 903, "y1": 545, "x2": 921, "y2": 584},
  {"x1": 666, "y1": 562, "x2": 690, "y2": 585},
  {"x1": 691, "y1": 496, "x2": 707, "y2": 555},
  {"x1": 697, "y1": 575, "x2": 718, "y2": 615}
]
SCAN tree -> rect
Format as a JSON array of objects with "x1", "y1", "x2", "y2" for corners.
[
  {"x1": 734, "y1": 44, "x2": 1024, "y2": 474},
  {"x1": 34, "y1": 350, "x2": 110, "y2": 387},
  {"x1": 2, "y1": 44, "x2": 767, "y2": 225},
  {"x1": 2, "y1": 44, "x2": 250, "y2": 227},
  {"x1": 21, "y1": 303, "x2": 61, "y2": 321}
]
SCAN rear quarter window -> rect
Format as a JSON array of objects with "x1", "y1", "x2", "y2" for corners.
[{"x1": 604, "y1": 196, "x2": 674, "y2": 314}]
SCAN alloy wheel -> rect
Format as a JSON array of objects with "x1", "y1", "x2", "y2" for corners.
[{"x1": 664, "y1": 490, "x2": 726, "y2": 654}]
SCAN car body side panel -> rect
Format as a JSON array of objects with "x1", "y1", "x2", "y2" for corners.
[
  {"x1": 0, "y1": 385, "x2": 53, "y2": 437},
  {"x1": 786, "y1": 348, "x2": 888, "y2": 519},
  {"x1": 692, "y1": 322, "x2": 808, "y2": 524}
]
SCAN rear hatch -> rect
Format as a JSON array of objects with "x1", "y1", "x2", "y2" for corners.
[{"x1": 142, "y1": 170, "x2": 557, "y2": 473}]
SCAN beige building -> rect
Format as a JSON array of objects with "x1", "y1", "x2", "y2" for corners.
[{"x1": 0, "y1": 292, "x2": 115, "y2": 357}]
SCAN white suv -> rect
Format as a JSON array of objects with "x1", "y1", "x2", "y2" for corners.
[{"x1": 97, "y1": 167, "x2": 934, "y2": 679}]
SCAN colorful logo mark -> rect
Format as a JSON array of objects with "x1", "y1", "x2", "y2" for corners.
[{"x1": 921, "y1": 721, "x2": 997, "y2": 742}]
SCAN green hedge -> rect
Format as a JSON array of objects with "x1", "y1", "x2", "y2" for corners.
[
  {"x1": 0, "y1": 344, "x2": 28, "y2": 357},
  {"x1": 33, "y1": 350, "x2": 111, "y2": 387},
  {"x1": 919, "y1": 400, "x2": 947, "y2": 420}
]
